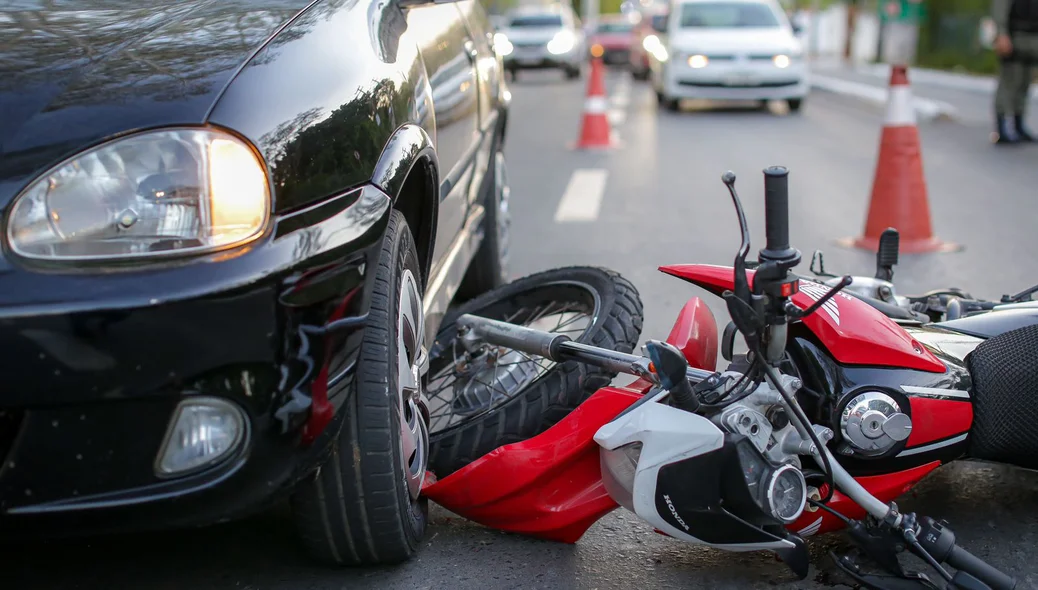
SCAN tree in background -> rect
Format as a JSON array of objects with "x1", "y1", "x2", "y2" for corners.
[{"x1": 914, "y1": 0, "x2": 999, "y2": 74}]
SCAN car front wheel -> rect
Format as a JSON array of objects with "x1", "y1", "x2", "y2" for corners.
[
  {"x1": 788, "y1": 98, "x2": 803, "y2": 113},
  {"x1": 292, "y1": 209, "x2": 430, "y2": 566}
]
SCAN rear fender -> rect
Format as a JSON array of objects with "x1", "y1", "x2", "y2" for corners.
[{"x1": 421, "y1": 380, "x2": 652, "y2": 543}]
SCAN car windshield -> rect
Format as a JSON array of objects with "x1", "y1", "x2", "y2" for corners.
[
  {"x1": 597, "y1": 22, "x2": 633, "y2": 33},
  {"x1": 678, "y1": 2, "x2": 780, "y2": 28},
  {"x1": 508, "y1": 14, "x2": 564, "y2": 27}
]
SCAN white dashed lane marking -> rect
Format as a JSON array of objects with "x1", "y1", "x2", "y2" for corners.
[{"x1": 554, "y1": 169, "x2": 609, "y2": 223}]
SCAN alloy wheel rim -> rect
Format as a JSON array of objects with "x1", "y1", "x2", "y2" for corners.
[{"x1": 396, "y1": 268, "x2": 429, "y2": 502}]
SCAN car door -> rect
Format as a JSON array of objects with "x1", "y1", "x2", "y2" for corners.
[
  {"x1": 452, "y1": 0, "x2": 500, "y2": 210},
  {"x1": 405, "y1": 3, "x2": 480, "y2": 268}
]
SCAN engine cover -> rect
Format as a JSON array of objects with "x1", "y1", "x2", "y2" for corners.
[{"x1": 837, "y1": 391, "x2": 912, "y2": 457}]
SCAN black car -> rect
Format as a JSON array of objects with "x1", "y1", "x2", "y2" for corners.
[{"x1": 0, "y1": 0, "x2": 511, "y2": 566}]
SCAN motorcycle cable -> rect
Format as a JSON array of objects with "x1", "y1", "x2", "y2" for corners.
[{"x1": 753, "y1": 345, "x2": 836, "y2": 504}]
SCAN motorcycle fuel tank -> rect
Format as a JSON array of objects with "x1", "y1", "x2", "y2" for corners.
[{"x1": 658, "y1": 264, "x2": 947, "y2": 374}]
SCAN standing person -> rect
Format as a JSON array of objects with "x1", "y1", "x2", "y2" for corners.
[{"x1": 992, "y1": 0, "x2": 1038, "y2": 144}]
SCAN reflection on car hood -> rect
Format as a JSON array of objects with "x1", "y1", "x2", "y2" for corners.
[
  {"x1": 669, "y1": 28, "x2": 798, "y2": 54},
  {"x1": 0, "y1": 0, "x2": 312, "y2": 209}
]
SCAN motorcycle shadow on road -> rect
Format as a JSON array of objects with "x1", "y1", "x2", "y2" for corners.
[{"x1": 0, "y1": 461, "x2": 1033, "y2": 589}]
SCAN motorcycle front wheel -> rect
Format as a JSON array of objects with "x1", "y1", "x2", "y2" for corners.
[{"x1": 425, "y1": 266, "x2": 644, "y2": 479}]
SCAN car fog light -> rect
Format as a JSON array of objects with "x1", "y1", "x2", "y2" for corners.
[
  {"x1": 688, "y1": 54, "x2": 708, "y2": 68},
  {"x1": 773, "y1": 54, "x2": 791, "y2": 68},
  {"x1": 600, "y1": 442, "x2": 642, "y2": 512},
  {"x1": 155, "y1": 397, "x2": 246, "y2": 477}
]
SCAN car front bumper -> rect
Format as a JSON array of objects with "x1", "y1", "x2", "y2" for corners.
[
  {"x1": 662, "y1": 57, "x2": 808, "y2": 101},
  {"x1": 504, "y1": 43, "x2": 580, "y2": 69},
  {"x1": 0, "y1": 184, "x2": 392, "y2": 538}
]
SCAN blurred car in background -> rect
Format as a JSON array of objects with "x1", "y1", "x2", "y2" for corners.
[
  {"x1": 648, "y1": 0, "x2": 807, "y2": 112},
  {"x1": 587, "y1": 13, "x2": 636, "y2": 67},
  {"x1": 494, "y1": 4, "x2": 586, "y2": 80},
  {"x1": 630, "y1": 4, "x2": 670, "y2": 80}
]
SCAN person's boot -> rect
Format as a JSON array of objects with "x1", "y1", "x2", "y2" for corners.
[
  {"x1": 1014, "y1": 115, "x2": 1035, "y2": 142},
  {"x1": 994, "y1": 113, "x2": 1019, "y2": 144}
]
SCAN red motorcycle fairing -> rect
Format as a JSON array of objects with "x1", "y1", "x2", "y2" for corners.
[
  {"x1": 666, "y1": 296, "x2": 719, "y2": 372},
  {"x1": 421, "y1": 381, "x2": 650, "y2": 543},
  {"x1": 789, "y1": 461, "x2": 941, "y2": 538},
  {"x1": 658, "y1": 264, "x2": 947, "y2": 374}
]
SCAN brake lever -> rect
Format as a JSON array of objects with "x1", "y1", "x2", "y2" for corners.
[
  {"x1": 722, "y1": 171, "x2": 752, "y2": 305},
  {"x1": 786, "y1": 275, "x2": 853, "y2": 319}
]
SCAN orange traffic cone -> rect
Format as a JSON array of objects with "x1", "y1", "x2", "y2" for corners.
[
  {"x1": 571, "y1": 57, "x2": 618, "y2": 150},
  {"x1": 840, "y1": 65, "x2": 960, "y2": 254}
]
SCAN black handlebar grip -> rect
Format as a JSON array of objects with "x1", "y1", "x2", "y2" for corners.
[
  {"x1": 763, "y1": 166, "x2": 790, "y2": 253},
  {"x1": 877, "y1": 228, "x2": 900, "y2": 268},
  {"x1": 946, "y1": 545, "x2": 1017, "y2": 590}
]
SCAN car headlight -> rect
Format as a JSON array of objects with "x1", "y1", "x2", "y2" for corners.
[
  {"x1": 5, "y1": 127, "x2": 271, "y2": 263},
  {"x1": 688, "y1": 54, "x2": 708, "y2": 68},
  {"x1": 547, "y1": 30, "x2": 576, "y2": 55},
  {"x1": 494, "y1": 32, "x2": 513, "y2": 56},
  {"x1": 773, "y1": 54, "x2": 791, "y2": 68}
]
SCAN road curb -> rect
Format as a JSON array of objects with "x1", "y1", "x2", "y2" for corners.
[{"x1": 810, "y1": 74, "x2": 958, "y2": 123}]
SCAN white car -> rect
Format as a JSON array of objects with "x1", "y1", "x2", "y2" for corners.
[
  {"x1": 494, "y1": 4, "x2": 586, "y2": 80},
  {"x1": 646, "y1": 0, "x2": 808, "y2": 111}
]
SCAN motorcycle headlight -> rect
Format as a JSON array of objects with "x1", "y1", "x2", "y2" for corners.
[
  {"x1": 600, "y1": 442, "x2": 642, "y2": 512},
  {"x1": 5, "y1": 128, "x2": 271, "y2": 264}
]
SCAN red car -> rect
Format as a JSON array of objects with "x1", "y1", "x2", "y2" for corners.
[
  {"x1": 588, "y1": 14, "x2": 636, "y2": 67},
  {"x1": 628, "y1": 6, "x2": 669, "y2": 79}
]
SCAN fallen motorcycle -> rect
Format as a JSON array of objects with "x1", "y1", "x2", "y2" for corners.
[{"x1": 416, "y1": 166, "x2": 1031, "y2": 590}]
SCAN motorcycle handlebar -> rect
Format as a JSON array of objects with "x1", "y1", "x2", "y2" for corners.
[
  {"x1": 946, "y1": 545, "x2": 1016, "y2": 589},
  {"x1": 763, "y1": 166, "x2": 791, "y2": 254}
]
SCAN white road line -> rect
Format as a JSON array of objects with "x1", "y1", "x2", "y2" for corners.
[{"x1": 554, "y1": 169, "x2": 608, "y2": 223}]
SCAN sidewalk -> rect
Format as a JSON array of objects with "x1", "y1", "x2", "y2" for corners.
[
  {"x1": 844, "y1": 60, "x2": 1038, "y2": 100},
  {"x1": 808, "y1": 58, "x2": 1038, "y2": 124}
]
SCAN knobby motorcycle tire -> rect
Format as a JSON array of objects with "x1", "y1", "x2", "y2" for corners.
[{"x1": 426, "y1": 266, "x2": 644, "y2": 479}]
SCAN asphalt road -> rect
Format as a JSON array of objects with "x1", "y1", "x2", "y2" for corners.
[{"x1": 5, "y1": 67, "x2": 1038, "y2": 590}]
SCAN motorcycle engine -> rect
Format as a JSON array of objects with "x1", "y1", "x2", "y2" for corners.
[{"x1": 705, "y1": 371, "x2": 828, "y2": 524}]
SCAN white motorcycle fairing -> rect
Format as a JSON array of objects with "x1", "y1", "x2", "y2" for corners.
[{"x1": 593, "y1": 387, "x2": 800, "y2": 552}]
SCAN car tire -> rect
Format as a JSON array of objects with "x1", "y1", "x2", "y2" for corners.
[
  {"x1": 565, "y1": 65, "x2": 581, "y2": 79},
  {"x1": 788, "y1": 98, "x2": 803, "y2": 113},
  {"x1": 291, "y1": 209, "x2": 430, "y2": 566},
  {"x1": 457, "y1": 134, "x2": 510, "y2": 300},
  {"x1": 632, "y1": 67, "x2": 649, "y2": 81}
]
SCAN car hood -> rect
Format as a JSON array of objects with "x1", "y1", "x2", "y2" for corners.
[
  {"x1": 499, "y1": 27, "x2": 565, "y2": 44},
  {"x1": 669, "y1": 27, "x2": 799, "y2": 54},
  {"x1": 0, "y1": 0, "x2": 310, "y2": 210}
]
